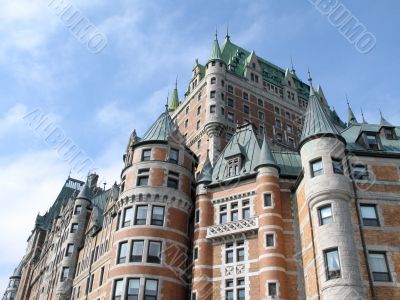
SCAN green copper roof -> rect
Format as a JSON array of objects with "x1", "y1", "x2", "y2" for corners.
[
  {"x1": 209, "y1": 34, "x2": 223, "y2": 62},
  {"x1": 255, "y1": 135, "x2": 279, "y2": 171},
  {"x1": 168, "y1": 81, "x2": 180, "y2": 111},
  {"x1": 300, "y1": 87, "x2": 343, "y2": 147},
  {"x1": 380, "y1": 111, "x2": 393, "y2": 127},
  {"x1": 347, "y1": 103, "x2": 358, "y2": 126},
  {"x1": 197, "y1": 152, "x2": 213, "y2": 183},
  {"x1": 141, "y1": 110, "x2": 176, "y2": 142}
]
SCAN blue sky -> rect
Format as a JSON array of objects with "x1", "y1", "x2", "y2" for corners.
[{"x1": 0, "y1": 0, "x2": 399, "y2": 291}]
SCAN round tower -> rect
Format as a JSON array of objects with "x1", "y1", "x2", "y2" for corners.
[
  {"x1": 109, "y1": 109, "x2": 196, "y2": 300},
  {"x1": 298, "y1": 87, "x2": 364, "y2": 299},
  {"x1": 204, "y1": 33, "x2": 227, "y2": 163},
  {"x1": 254, "y1": 136, "x2": 288, "y2": 299},
  {"x1": 56, "y1": 174, "x2": 97, "y2": 298}
]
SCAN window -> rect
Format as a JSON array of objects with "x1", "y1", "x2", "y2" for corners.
[
  {"x1": 226, "y1": 249, "x2": 234, "y2": 264},
  {"x1": 112, "y1": 279, "x2": 123, "y2": 300},
  {"x1": 210, "y1": 105, "x2": 216, "y2": 113},
  {"x1": 127, "y1": 278, "x2": 140, "y2": 300},
  {"x1": 258, "y1": 111, "x2": 265, "y2": 121},
  {"x1": 264, "y1": 193, "x2": 272, "y2": 207},
  {"x1": 185, "y1": 119, "x2": 188, "y2": 128},
  {"x1": 60, "y1": 267, "x2": 69, "y2": 282},
  {"x1": 196, "y1": 120, "x2": 200, "y2": 129},
  {"x1": 225, "y1": 241, "x2": 245, "y2": 264},
  {"x1": 237, "y1": 247, "x2": 245, "y2": 262},
  {"x1": 137, "y1": 175, "x2": 149, "y2": 186},
  {"x1": 221, "y1": 80, "x2": 225, "y2": 87},
  {"x1": 243, "y1": 92, "x2": 248, "y2": 100},
  {"x1": 242, "y1": 200, "x2": 250, "y2": 219},
  {"x1": 360, "y1": 204, "x2": 379, "y2": 226},
  {"x1": 231, "y1": 202, "x2": 239, "y2": 222},
  {"x1": 311, "y1": 159, "x2": 323, "y2": 177},
  {"x1": 195, "y1": 209, "x2": 200, "y2": 224},
  {"x1": 226, "y1": 158, "x2": 240, "y2": 177},
  {"x1": 74, "y1": 205, "x2": 82, "y2": 215},
  {"x1": 122, "y1": 207, "x2": 133, "y2": 227},
  {"x1": 210, "y1": 91, "x2": 216, "y2": 98},
  {"x1": 197, "y1": 139, "x2": 201, "y2": 150},
  {"x1": 243, "y1": 105, "x2": 249, "y2": 114},
  {"x1": 276, "y1": 133, "x2": 283, "y2": 143},
  {"x1": 135, "y1": 205, "x2": 148, "y2": 225},
  {"x1": 71, "y1": 223, "x2": 78, "y2": 233},
  {"x1": 384, "y1": 128, "x2": 396, "y2": 140},
  {"x1": 352, "y1": 165, "x2": 368, "y2": 180},
  {"x1": 99, "y1": 267, "x2": 104, "y2": 286},
  {"x1": 142, "y1": 149, "x2": 151, "y2": 161},
  {"x1": 324, "y1": 248, "x2": 341, "y2": 279},
  {"x1": 266, "y1": 234, "x2": 275, "y2": 247},
  {"x1": 228, "y1": 85, "x2": 233, "y2": 93},
  {"x1": 88, "y1": 273, "x2": 94, "y2": 293},
  {"x1": 275, "y1": 107, "x2": 280, "y2": 114},
  {"x1": 286, "y1": 111, "x2": 291, "y2": 119},
  {"x1": 275, "y1": 119, "x2": 281, "y2": 128},
  {"x1": 151, "y1": 206, "x2": 165, "y2": 226},
  {"x1": 287, "y1": 124, "x2": 293, "y2": 134},
  {"x1": 227, "y1": 112, "x2": 235, "y2": 122},
  {"x1": 147, "y1": 241, "x2": 162, "y2": 263},
  {"x1": 144, "y1": 279, "x2": 158, "y2": 300},
  {"x1": 193, "y1": 247, "x2": 198, "y2": 260},
  {"x1": 369, "y1": 252, "x2": 391, "y2": 282},
  {"x1": 167, "y1": 177, "x2": 179, "y2": 189},
  {"x1": 332, "y1": 158, "x2": 344, "y2": 174},
  {"x1": 197, "y1": 106, "x2": 201, "y2": 115},
  {"x1": 228, "y1": 98, "x2": 234, "y2": 107},
  {"x1": 366, "y1": 134, "x2": 379, "y2": 150},
  {"x1": 130, "y1": 240, "x2": 144, "y2": 262},
  {"x1": 192, "y1": 292, "x2": 197, "y2": 300},
  {"x1": 117, "y1": 241, "x2": 128, "y2": 264},
  {"x1": 221, "y1": 107, "x2": 225, "y2": 116},
  {"x1": 319, "y1": 205, "x2": 333, "y2": 225},
  {"x1": 268, "y1": 282, "x2": 277, "y2": 297},
  {"x1": 220, "y1": 205, "x2": 227, "y2": 224},
  {"x1": 66, "y1": 244, "x2": 74, "y2": 257},
  {"x1": 185, "y1": 106, "x2": 189, "y2": 115},
  {"x1": 210, "y1": 77, "x2": 216, "y2": 84},
  {"x1": 169, "y1": 148, "x2": 179, "y2": 164},
  {"x1": 197, "y1": 93, "x2": 201, "y2": 101}
]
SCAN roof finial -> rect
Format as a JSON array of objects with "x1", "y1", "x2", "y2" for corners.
[
  {"x1": 361, "y1": 108, "x2": 367, "y2": 123},
  {"x1": 345, "y1": 93, "x2": 350, "y2": 106},
  {"x1": 215, "y1": 26, "x2": 218, "y2": 40},
  {"x1": 226, "y1": 23, "x2": 230, "y2": 39},
  {"x1": 175, "y1": 75, "x2": 178, "y2": 89},
  {"x1": 290, "y1": 56, "x2": 295, "y2": 74},
  {"x1": 165, "y1": 91, "x2": 169, "y2": 111},
  {"x1": 307, "y1": 66, "x2": 313, "y2": 87},
  {"x1": 379, "y1": 108, "x2": 383, "y2": 119}
]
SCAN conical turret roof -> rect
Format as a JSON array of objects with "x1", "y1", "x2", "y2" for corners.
[
  {"x1": 299, "y1": 87, "x2": 344, "y2": 148},
  {"x1": 197, "y1": 151, "x2": 213, "y2": 183},
  {"x1": 168, "y1": 81, "x2": 179, "y2": 111},
  {"x1": 347, "y1": 102, "x2": 358, "y2": 126},
  {"x1": 141, "y1": 110, "x2": 176, "y2": 142},
  {"x1": 208, "y1": 33, "x2": 223, "y2": 62},
  {"x1": 255, "y1": 135, "x2": 279, "y2": 171},
  {"x1": 77, "y1": 182, "x2": 92, "y2": 200}
]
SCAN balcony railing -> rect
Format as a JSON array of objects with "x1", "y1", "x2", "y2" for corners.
[{"x1": 206, "y1": 217, "x2": 258, "y2": 241}]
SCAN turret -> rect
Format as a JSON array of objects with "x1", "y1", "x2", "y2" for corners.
[
  {"x1": 298, "y1": 82, "x2": 364, "y2": 299},
  {"x1": 168, "y1": 79, "x2": 180, "y2": 111}
]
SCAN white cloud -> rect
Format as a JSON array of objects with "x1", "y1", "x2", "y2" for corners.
[{"x1": 0, "y1": 103, "x2": 29, "y2": 137}]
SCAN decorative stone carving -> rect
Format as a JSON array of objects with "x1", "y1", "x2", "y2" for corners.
[{"x1": 206, "y1": 217, "x2": 258, "y2": 240}]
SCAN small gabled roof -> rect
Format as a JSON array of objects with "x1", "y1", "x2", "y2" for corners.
[
  {"x1": 254, "y1": 135, "x2": 279, "y2": 171},
  {"x1": 299, "y1": 87, "x2": 344, "y2": 148},
  {"x1": 208, "y1": 33, "x2": 223, "y2": 62},
  {"x1": 141, "y1": 110, "x2": 176, "y2": 142},
  {"x1": 197, "y1": 151, "x2": 213, "y2": 183}
]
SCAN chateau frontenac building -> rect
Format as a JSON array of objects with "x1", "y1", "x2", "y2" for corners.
[{"x1": 3, "y1": 33, "x2": 400, "y2": 300}]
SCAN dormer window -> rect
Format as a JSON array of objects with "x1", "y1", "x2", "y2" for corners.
[
  {"x1": 226, "y1": 158, "x2": 240, "y2": 177},
  {"x1": 384, "y1": 128, "x2": 396, "y2": 140},
  {"x1": 366, "y1": 134, "x2": 379, "y2": 150}
]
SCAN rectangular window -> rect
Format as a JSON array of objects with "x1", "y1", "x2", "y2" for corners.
[
  {"x1": 366, "y1": 134, "x2": 379, "y2": 150},
  {"x1": 88, "y1": 274, "x2": 94, "y2": 293},
  {"x1": 258, "y1": 98, "x2": 263, "y2": 106},
  {"x1": 319, "y1": 205, "x2": 333, "y2": 225},
  {"x1": 226, "y1": 249, "x2": 234, "y2": 264},
  {"x1": 129, "y1": 240, "x2": 144, "y2": 263},
  {"x1": 227, "y1": 112, "x2": 235, "y2": 122},
  {"x1": 210, "y1": 105, "x2": 216, "y2": 113},
  {"x1": 142, "y1": 149, "x2": 151, "y2": 161},
  {"x1": 360, "y1": 204, "x2": 379, "y2": 226},
  {"x1": 264, "y1": 193, "x2": 272, "y2": 207},
  {"x1": 332, "y1": 158, "x2": 344, "y2": 174},
  {"x1": 258, "y1": 111, "x2": 264, "y2": 120},
  {"x1": 369, "y1": 252, "x2": 391, "y2": 282},
  {"x1": 286, "y1": 111, "x2": 291, "y2": 119},
  {"x1": 228, "y1": 85, "x2": 233, "y2": 93},
  {"x1": 135, "y1": 205, "x2": 148, "y2": 225},
  {"x1": 311, "y1": 159, "x2": 323, "y2": 177},
  {"x1": 242, "y1": 207, "x2": 250, "y2": 219},
  {"x1": 167, "y1": 177, "x2": 179, "y2": 189},
  {"x1": 191, "y1": 293, "x2": 197, "y2": 300},
  {"x1": 147, "y1": 241, "x2": 162, "y2": 263},
  {"x1": 197, "y1": 120, "x2": 200, "y2": 130},
  {"x1": 66, "y1": 244, "x2": 74, "y2": 257},
  {"x1": 117, "y1": 241, "x2": 128, "y2": 264},
  {"x1": 236, "y1": 248, "x2": 244, "y2": 262},
  {"x1": 144, "y1": 279, "x2": 158, "y2": 300},
  {"x1": 60, "y1": 267, "x2": 69, "y2": 282},
  {"x1": 275, "y1": 119, "x2": 282, "y2": 128},
  {"x1": 197, "y1": 106, "x2": 201, "y2": 116},
  {"x1": 112, "y1": 279, "x2": 123, "y2": 300},
  {"x1": 352, "y1": 165, "x2": 368, "y2": 180},
  {"x1": 226, "y1": 290, "x2": 234, "y2": 300},
  {"x1": 169, "y1": 148, "x2": 179, "y2": 164},
  {"x1": 127, "y1": 278, "x2": 140, "y2": 300},
  {"x1": 228, "y1": 98, "x2": 234, "y2": 107},
  {"x1": 137, "y1": 176, "x2": 149, "y2": 186},
  {"x1": 195, "y1": 209, "x2": 200, "y2": 224},
  {"x1": 384, "y1": 128, "x2": 395, "y2": 140},
  {"x1": 74, "y1": 205, "x2": 82, "y2": 215},
  {"x1": 122, "y1": 207, "x2": 133, "y2": 227},
  {"x1": 210, "y1": 91, "x2": 216, "y2": 98},
  {"x1": 243, "y1": 92, "x2": 248, "y2": 100},
  {"x1": 151, "y1": 206, "x2": 165, "y2": 226},
  {"x1": 324, "y1": 248, "x2": 341, "y2": 279},
  {"x1": 288, "y1": 137, "x2": 294, "y2": 148},
  {"x1": 71, "y1": 223, "x2": 78, "y2": 233},
  {"x1": 99, "y1": 267, "x2": 104, "y2": 287},
  {"x1": 193, "y1": 247, "x2": 198, "y2": 260},
  {"x1": 237, "y1": 288, "x2": 245, "y2": 300},
  {"x1": 243, "y1": 105, "x2": 249, "y2": 114},
  {"x1": 268, "y1": 282, "x2": 277, "y2": 296},
  {"x1": 287, "y1": 124, "x2": 293, "y2": 133},
  {"x1": 266, "y1": 234, "x2": 274, "y2": 247}
]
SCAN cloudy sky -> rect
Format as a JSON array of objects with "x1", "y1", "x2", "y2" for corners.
[{"x1": 1, "y1": 0, "x2": 399, "y2": 291}]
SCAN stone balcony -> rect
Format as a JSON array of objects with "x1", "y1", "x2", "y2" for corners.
[{"x1": 206, "y1": 217, "x2": 259, "y2": 241}]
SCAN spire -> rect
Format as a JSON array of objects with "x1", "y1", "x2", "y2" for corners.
[
  {"x1": 290, "y1": 56, "x2": 296, "y2": 75},
  {"x1": 197, "y1": 150, "x2": 213, "y2": 183},
  {"x1": 346, "y1": 96, "x2": 358, "y2": 126},
  {"x1": 255, "y1": 134, "x2": 279, "y2": 172},
  {"x1": 225, "y1": 23, "x2": 230, "y2": 40},
  {"x1": 299, "y1": 85, "x2": 345, "y2": 148},
  {"x1": 208, "y1": 31, "x2": 223, "y2": 62},
  {"x1": 380, "y1": 110, "x2": 393, "y2": 127},
  {"x1": 168, "y1": 77, "x2": 179, "y2": 111},
  {"x1": 307, "y1": 67, "x2": 313, "y2": 88},
  {"x1": 361, "y1": 108, "x2": 368, "y2": 124}
]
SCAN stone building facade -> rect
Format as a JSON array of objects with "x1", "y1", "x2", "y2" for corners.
[{"x1": 3, "y1": 33, "x2": 400, "y2": 300}]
